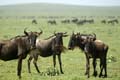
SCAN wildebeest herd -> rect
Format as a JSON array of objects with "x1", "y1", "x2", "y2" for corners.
[
  {"x1": 32, "y1": 18, "x2": 119, "y2": 26},
  {"x1": 101, "y1": 19, "x2": 119, "y2": 25},
  {"x1": 0, "y1": 27, "x2": 109, "y2": 79}
]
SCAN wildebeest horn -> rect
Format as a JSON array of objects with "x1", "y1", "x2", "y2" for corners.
[
  {"x1": 39, "y1": 28, "x2": 43, "y2": 34},
  {"x1": 24, "y1": 28, "x2": 28, "y2": 35},
  {"x1": 63, "y1": 32, "x2": 67, "y2": 34},
  {"x1": 92, "y1": 33, "x2": 96, "y2": 38},
  {"x1": 92, "y1": 33, "x2": 96, "y2": 40}
]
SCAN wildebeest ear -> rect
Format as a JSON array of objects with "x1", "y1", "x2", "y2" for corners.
[
  {"x1": 38, "y1": 28, "x2": 43, "y2": 35},
  {"x1": 24, "y1": 28, "x2": 28, "y2": 36},
  {"x1": 38, "y1": 31, "x2": 43, "y2": 36}
]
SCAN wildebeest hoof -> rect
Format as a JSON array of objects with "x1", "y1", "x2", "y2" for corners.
[
  {"x1": 84, "y1": 72, "x2": 88, "y2": 75},
  {"x1": 103, "y1": 75, "x2": 107, "y2": 78},
  {"x1": 28, "y1": 71, "x2": 31, "y2": 73},
  {"x1": 93, "y1": 71, "x2": 97, "y2": 77},
  {"x1": 99, "y1": 74, "x2": 103, "y2": 78},
  {"x1": 38, "y1": 71, "x2": 40, "y2": 73},
  {"x1": 18, "y1": 76, "x2": 21, "y2": 79},
  {"x1": 87, "y1": 75, "x2": 90, "y2": 78},
  {"x1": 61, "y1": 71, "x2": 64, "y2": 74}
]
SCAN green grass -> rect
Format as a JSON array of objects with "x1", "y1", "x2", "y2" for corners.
[
  {"x1": 0, "y1": 18, "x2": 120, "y2": 80},
  {"x1": 0, "y1": 3, "x2": 120, "y2": 80}
]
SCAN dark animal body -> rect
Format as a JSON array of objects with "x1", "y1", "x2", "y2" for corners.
[
  {"x1": 48, "y1": 20, "x2": 57, "y2": 25},
  {"x1": 71, "y1": 18, "x2": 78, "y2": 23},
  {"x1": 32, "y1": 19, "x2": 37, "y2": 24},
  {"x1": 68, "y1": 33, "x2": 108, "y2": 78},
  {"x1": 61, "y1": 19, "x2": 70, "y2": 23},
  {"x1": 0, "y1": 28, "x2": 42, "y2": 78},
  {"x1": 101, "y1": 20, "x2": 106, "y2": 24},
  {"x1": 76, "y1": 19, "x2": 94, "y2": 25},
  {"x1": 28, "y1": 32, "x2": 68, "y2": 74},
  {"x1": 108, "y1": 19, "x2": 119, "y2": 25}
]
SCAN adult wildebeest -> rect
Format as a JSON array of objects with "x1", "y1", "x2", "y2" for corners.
[
  {"x1": 48, "y1": 20, "x2": 57, "y2": 25},
  {"x1": 32, "y1": 19, "x2": 37, "y2": 24},
  {"x1": 108, "y1": 19, "x2": 119, "y2": 25},
  {"x1": 76, "y1": 20, "x2": 86, "y2": 25},
  {"x1": 101, "y1": 20, "x2": 106, "y2": 24},
  {"x1": 0, "y1": 28, "x2": 43, "y2": 78},
  {"x1": 86, "y1": 19, "x2": 94, "y2": 24},
  {"x1": 71, "y1": 18, "x2": 78, "y2": 23},
  {"x1": 61, "y1": 19, "x2": 70, "y2": 23},
  {"x1": 68, "y1": 32, "x2": 108, "y2": 78},
  {"x1": 28, "y1": 32, "x2": 68, "y2": 74}
]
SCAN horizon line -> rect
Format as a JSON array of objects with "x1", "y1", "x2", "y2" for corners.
[{"x1": 0, "y1": 2, "x2": 120, "y2": 7}]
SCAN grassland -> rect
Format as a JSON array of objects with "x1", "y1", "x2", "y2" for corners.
[{"x1": 0, "y1": 3, "x2": 120, "y2": 80}]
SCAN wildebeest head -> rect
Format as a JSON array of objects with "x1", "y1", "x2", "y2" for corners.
[
  {"x1": 68, "y1": 32, "x2": 96, "y2": 50},
  {"x1": 24, "y1": 28, "x2": 43, "y2": 49},
  {"x1": 68, "y1": 32, "x2": 82, "y2": 50},
  {"x1": 54, "y1": 32, "x2": 68, "y2": 47}
]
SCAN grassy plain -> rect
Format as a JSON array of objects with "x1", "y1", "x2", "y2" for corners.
[{"x1": 0, "y1": 3, "x2": 120, "y2": 80}]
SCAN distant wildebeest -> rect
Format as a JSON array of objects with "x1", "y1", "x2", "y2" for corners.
[
  {"x1": 101, "y1": 20, "x2": 106, "y2": 24},
  {"x1": 61, "y1": 19, "x2": 70, "y2": 23},
  {"x1": 28, "y1": 32, "x2": 68, "y2": 74},
  {"x1": 71, "y1": 18, "x2": 78, "y2": 23},
  {"x1": 0, "y1": 28, "x2": 43, "y2": 78},
  {"x1": 32, "y1": 19, "x2": 37, "y2": 24},
  {"x1": 76, "y1": 20, "x2": 86, "y2": 25},
  {"x1": 86, "y1": 19, "x2": 94, "y2": 24},
  {"x1": 76, "y1": 19, "x2": 94, "y2": 25},
  {"x1": 68, "y1": 32, "x2": 108, "y2": 78},
  {"x1": 108, "y1": 19, "x2": 119, "y2": 25},
  {"x1": 48, "y1": 20, "x2": 57, "y2": 25}
]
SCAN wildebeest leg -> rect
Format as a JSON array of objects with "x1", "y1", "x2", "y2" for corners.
[
  {"x1": 28, "y1": 56, "x2": 33, "y2": 73},
  {"x1": 33, "y1": 54, "x2": 40, "y2": 73},
  {"x1": 17, "y1": 55, "x2": 23, "y2": 79},
  {"x1": 92, "y1": 58, "x2": 97, "y2": 77},
  {"x1": 53, "y1": 54, "x2": 56, "y2": 68},
  {"x1": 58, "y1": 54, "x2": 64, "y2": 74},
  {"x1": 103, "y1": 57, "x2": 107, "y2": 78},
  {"x1": 85, "y1": 53, "x2": 90, "y2": 78},
  {"x1": 99, "y1": 58, "x2": 104, "y2": 77}
]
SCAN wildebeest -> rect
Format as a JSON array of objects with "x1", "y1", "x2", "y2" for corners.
[
  {"x1": 101, "y1": 20, "x2": 106, "y2": 24},
  {"x1": 68, "y1": 32, "x2": 108, "y2": 78},
  {"x1": 48, "y1": 20, "x2": 57, "y2": 25},
  {"x1": 28, "y1": 32, "x2": 68, "y2": 74},
  {"x1": 61, "y1": 19, "x2": 70, "y2": 23},
  {"x1": 71, "y1": 18, "x2": 78, "y2": 23},
  {"x1": 32, "y1": 19, "x2": 37, "y2": 24},
  {"x1": 76, "y1": 19, "x2": 94, "y2": 25},
  {"x1": 108, "y1": 19, "x2": 119, "y2": 25},
  {"x1": 76, "y1": 20, "x2": 86, "y2": 25},
  {"x1": 0, "y1": 28, "x2": 43, "y2": 78},
  {"x1": 86, "y1": 19, "x2": 94, "y2": 24}
]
